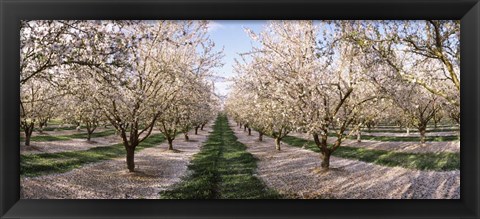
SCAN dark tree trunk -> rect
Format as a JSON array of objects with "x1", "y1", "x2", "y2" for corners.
[
  {"x1": 248, "y1": 128, "x2": 251, "y2": 136},
  {"x1": 126, "y1": 147, "x2": 135, "y2": 172},
  {"x1": 195, "y1": 126, "x2": 199, "y2": 135},
  {"x1": 201, "y1": 124, "x2": 205, "y2": 131},
  {"x1": 168, "y1": 138, "x2": 174, "y2": 150},
  {"x1": 314, "y1": 133, "x2": 332, "y2": 170},
  {"x1": 258, "y1": 132, "x2": 263, "y2": 141},
  {"x1": 24, "y1": 122, "x2": 34, "y2": 146},
  {"x1": 38, "y1": 118, "x2": 48, "y2": 134},
  {"x1": 419, "y1": 127, "x2": 426, "y2": 145},
  {"x1": 184, "y1": 133, "x2": 189, "y2": 141},
  {"x1": 76, "y1": 121, "x2": 81, "y2": 132},
  {"x1": 321, "y1": 151, "x2": 331, "y2": 169},
  {"x1": 244, "y1": 125, "x2": 247, "y2": 132},
  {"x1": 25, "y1": 132, "x2": 32, "y2": 146},
  {"x1": 275, "y1": 137, "x2": 281, "y2": 151},
  {"x1": 86, "y1": 122, "x2": 96, "y2": 141}
]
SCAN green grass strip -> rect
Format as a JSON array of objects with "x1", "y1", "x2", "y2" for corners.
[
  {"x1": 352, "y1": 134, "x2": 459, "y2": 142},
  {"x1": 160, "y1": 115, "x2": 281, "y2": 199},
  {"x1": 21, "y1": 129, "x2": 116, "y2": 142},
  {"x1": 361, "y1": 128, "x2": 459, "y2": 133},
  {"x1": 324, "y1": 133, "x2": 459, "y2": 142},
  {"x1": 282, "y1": 135, "x2": 460, "y2": 171},
  {"x1": 20, "y1": 133, "x2": 165, "y2": 177},
  {"x1": 21, "y1": 125, "x2": 80, "y2": 132}
]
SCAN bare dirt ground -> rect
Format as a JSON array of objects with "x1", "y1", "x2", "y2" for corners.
[
  {"x1": 229, "y1": 120, "x2": 460, "y2": 199},
  {"x1": 20, "y1": 122, "x2": 213, "y2": 199},
  {"x1": 289, "y1": 132, "x2": 460, "y2": 153},
  {"x1": 20, "y1": 130, "x2": 162, "y2": 155}
]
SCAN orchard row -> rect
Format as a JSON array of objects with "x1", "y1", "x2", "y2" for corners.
[
  {"x1": 225, "y1": 20, "x2": 460, "y2": 169},
  {"x1": 20, "y1": 21, "x2": 223, "y2": 172}
]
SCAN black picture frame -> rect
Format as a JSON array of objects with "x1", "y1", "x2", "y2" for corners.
[{"x1": 1, "y1": 0, "x2": 479, "y2": 218}]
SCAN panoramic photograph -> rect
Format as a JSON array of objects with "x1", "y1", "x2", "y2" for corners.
[{"x1": 20, "y1": 20, "x2": 460, "y2": 199}]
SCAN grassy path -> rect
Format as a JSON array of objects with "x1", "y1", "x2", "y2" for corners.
[
  {"x1": 282, "y1": 135, "x2": 460, "y2": 171},
  {"x1": 160, "y1": 115, "x2": 280, "y2": 199},
  {"x1": 21, "y1": 133, "x2": 165, "y2": 177},
  {"x1": 21, "y1": 125, "x2": 81, "y2": 132},
  {"x1": 348, "y1": 134, "x2": 459, "y2": 142},
  {"x1": 361, "y1": 128, "x2": 459, "y2": 133},
  {"x1": 21, "y1": 129, "x2": 116, "y2": 142},
  {"x1": 322, "y1": 133, "x2": 459, "y2": 142}
]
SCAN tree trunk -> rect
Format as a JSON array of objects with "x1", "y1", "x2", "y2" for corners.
[
  {"x1": 248, "y1": 128, "x2": 251, "y2": 136},
  {"x1": 201, "y1": 124, "x2": 205, "y2": 131},
  {"x1": 87, "y1": 132, "x2": 92, "y2": 141},
  {"x1": 195, "y1": 127, "x2": 199, "y2": 135},
  {"x1": 168, "y1": 138, "x2": 174, "y2": 150},
  {"x1": 126, "y1": 147, "x2": 135, "y2": 172},
  {"x1": 25, "y1": 132, "x2": 31, "y2": 146},
  {"x1": 258, "y1": 132, "x2": 263, "y2": 141},
  {"x1": 357, "y1": 130, "x2": 361, "y2": 143},
  {"x1": 321, "y1": 151, "x2": 331, "y2": 169},
  {"x1": 275, "y1": 138, "x2": 281, "y2": 151},
  {"x1": 244, "y1": 125, "x2": 247, "y2": 132},
  {"x1": 406, "y1": 127, "x2": 410, "y2": 135},
  {"x1": 419, "y1": 127, "x2": 426, "y2": 145},
  {"x1": 24, "y1": 123, "x2": 34, "y2": 146},
  {"x1": 184, "y1": 133, "x2": 189, "y2": 141}
]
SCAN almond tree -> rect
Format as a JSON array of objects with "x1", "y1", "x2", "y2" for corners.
[
  {"x1": 61, "y1": 77, "x2": 106, "y2": 141},
  {"x1": 20, "y1": 21, "x2": 74, "y2": 84},
  {"x1": 185, "y1": 82, "x2": 221, "y2": 136},
  {"x1": 227, "y1": 74, "x2": 294, "y2": 150},
  {"x1": 158, "y1": 79, "x2": 219, "y2": 150},
  {"x1": 352, "y1": 97, "x2": 392, "y2": 142},
  {"x1": 91, "y1": 21, "x2": 222, "y2": 171},
  {"x1": 358, "y1": 20, "x2": 460, "y2": 124},
  {"x1": 230, "y1": 21, "x2": 380, "y2": 168},
  {"x1": 20, "y1": 78, "x2": 60, "y2": 145},
  {"x1": 372, "y1": 69, "x2": 441, "y2": 145}
]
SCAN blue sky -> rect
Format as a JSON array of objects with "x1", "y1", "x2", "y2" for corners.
[{"x1": 207, "y1": 20, "x2": 267, "y2": 97}]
